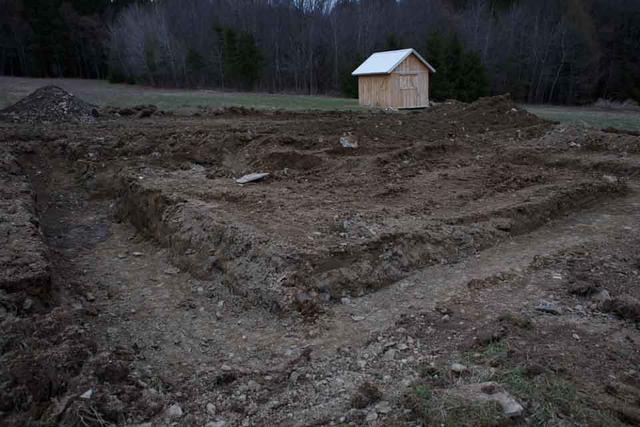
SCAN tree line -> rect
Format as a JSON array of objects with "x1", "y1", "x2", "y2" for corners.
[{"x1": 1, "y1": 0, "x2": 639, "y2": 104}]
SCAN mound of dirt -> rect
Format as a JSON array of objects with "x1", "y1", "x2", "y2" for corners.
[{"x1": 0, "y1": 86, "x2": 98, "y2": 124}]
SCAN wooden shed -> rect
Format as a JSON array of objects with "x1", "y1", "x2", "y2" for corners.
[{"x1": 352, "y1": 48, "x2": 436, "y2": 109}]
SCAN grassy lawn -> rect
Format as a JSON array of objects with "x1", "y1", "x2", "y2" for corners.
[
  {"x1": 2, "y1": 77, "x2": 640, "y2": 132},
  {"x1": 523, "y1": 104, "x2": 640, "y2": 133},
  {"x1": 0, "y1": 76, "x2": 360, "y2": 112}
]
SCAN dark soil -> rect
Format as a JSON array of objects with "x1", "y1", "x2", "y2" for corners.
[
  {"x1": 0, "y1": 86, "x2": 98, "y2": 123},
  {"x1": 1, "y1": 91, "x2": 639, "y2": 426}
]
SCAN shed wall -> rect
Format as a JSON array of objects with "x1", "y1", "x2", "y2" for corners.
[{"x1": 357, "y1": 54, "x2": 430, "y2": 109}]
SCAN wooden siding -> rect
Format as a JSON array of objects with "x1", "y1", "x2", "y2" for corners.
[{"x1": 358, "y1": 53, "x2": 430, "y2": 109}]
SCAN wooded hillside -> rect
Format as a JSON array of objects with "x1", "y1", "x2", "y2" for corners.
[{"x1": 1, "y1": 0, "x2": 639, "y2": 104}]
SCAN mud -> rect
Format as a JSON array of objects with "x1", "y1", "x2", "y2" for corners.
[{"x1": 1, "y1": 93, "x2": 640, "y2": 426}]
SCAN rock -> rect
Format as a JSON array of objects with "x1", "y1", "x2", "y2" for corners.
[
  {"x1": 164, "y1": 267, "x2": 180, "y2": 275},
  {"x1": 206, "y1": 402, "x2": 216, "y2": 416},
  {"x1": 375, "y1": 401, "x2": 392, "y2": 414},
  {"x1": 85, "y1": 292, "x2": 96, "y2": 302},
  {"x1": 290, "y1": 371, "x2": 301, "y2": 383},
  {"x1": 450, "y1": 363, "x2": 467, "y2": 374},
  {"x1": 166, "y1": 403, "x2": 183, "y2": 418},
  {"x1": 351, "y1": 315, "x2": 366, "y2": 322},
  {"x1": 235, "y1": 173, "x2": 269, "y2": 184},
  {"x1": 206, "y1": 421, "x2": 226, "y2": 427},
  {"x1": 535, "y1": 300, "x2": 562, "y2": 315},
  {"x1": 80, "y1": 389, "x2": 93, "y2": 399},
  {"x1": 132, "y1": 252, "x2": 144, "y2": 257},
  {"x1": 383, "y1": 349, "x2": 396, "y2": 361},
  {"x1": 23, "y1": 298, "x2": 34, "y2": 311},
  {"x1": 341, "y1": 297, "x2": 351, "y2": 305},
  {"x1": 340, "y1": 135, "x2": 358, "y2": 148},
  {"x1": 592, "y1": 289, "x2": 611, "y2": 303},
  {"x1": 449, "y1": 382, "x2": 524, "y2": 418},
  {"x1": 365, "y1": 411, "x2": 378, "y2": 422}
]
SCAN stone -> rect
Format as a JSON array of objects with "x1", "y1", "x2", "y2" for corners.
[
  {"x1": 235, "y1": 173, "x2": 269, "y2": 184},
  {"x1": 164, "y1": 267, "x2": 180, "y2": 275},
  {"x1": 535, "y1": 300, "x2": 562, "y2": 315},
  {"x1": 383, "y1": 349, "x2": 396, "y2": 361},
  {"x1": 340, "y1": 135, "x2": 358, "y2": 149},
  {"x1": 449, "y1": 382, "x2": 524, "y2": 418},
  {"x1": 351, "y1": 315, "x2": 366, "y2": 322},
  {"x1": 450, "y1": 363, "x2": 467, "y2": 374},
  {"x1": 592, "y1": 289, "x2": 611, "y2": 303},
  {"x1": 206, "y1": 421, "x2": 226, "y2": 427},
  {"x1": 341, "y1": 297, "x2": 351, "y2": 305},
  {"x1": 375, "y1": 401, "x2": 392, "y2": 414},
  {"x1": 85, "y1": 292, "x2": 96, "y2": 302},
  {"x1": 206, "y1": 402, "x2": 216, "y2": 416},
  {"x1": 166, "y1": 403, "x2": 183, "y2": 418},
  {"x1": 80, "y1": 389, "x2": 93, "y2": 399},
  {"x1": 132, "y1": 252, "x2": 144, "y2": 257},
  {"x1": 365, "y1": 411, "x2": 378, "y2": 422},
  {"x1": 290, "y1": 371, "x2": 301, "y2": 383}
]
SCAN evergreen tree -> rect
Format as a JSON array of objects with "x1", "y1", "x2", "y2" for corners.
[
  {"x1": 220, "y1": 28, "x2": 262, "y2": 89},
  {"x1": 341, "y1": 55, "x2": 363, "y2": 98},
  {"x1": 426, "y1": 32, "x2": 489, "y2": 102},
  {"x1": 384, "y1": 33, "x2": 403, "y2": 51}
]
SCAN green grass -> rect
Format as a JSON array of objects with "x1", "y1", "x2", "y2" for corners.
[
  {"x1": 0, "y1": 76, "x2": 360, "y2": 112},
  {"x1": 405, "y1": 384, "x2": 507, "y2": 427},
  {"x1": 496, "y1": 368, "x2": 623, "y2": 426},
  {"x1": 3, "y1": 77, "x2": 640, "y2": 127},
  {"x1": 524, "y1": 105, "x2": 640, "y2": 133}
]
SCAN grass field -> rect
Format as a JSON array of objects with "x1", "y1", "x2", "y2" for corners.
[
  {"x1": 524, "y1": 104, "x2": 640, "y2": 133},
  {"x1": 0, "y1": 76, "x2": 359, "y2": 112},
  {"x1": 1, "y1": 76, "x2": 640, "y2": 132}
]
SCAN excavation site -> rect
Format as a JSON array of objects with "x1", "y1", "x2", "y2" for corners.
[{"x1": 1, "y1": 87, "x2": 639, "y2": 426}]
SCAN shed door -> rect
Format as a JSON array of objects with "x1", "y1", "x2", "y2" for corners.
[{"x1": 399, "y1": 74, "x2": 419, "y2": 108}]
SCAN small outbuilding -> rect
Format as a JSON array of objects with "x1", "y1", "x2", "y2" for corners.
[{"x1": 352, "y1": 48, "x2": 436, "y2": 109}]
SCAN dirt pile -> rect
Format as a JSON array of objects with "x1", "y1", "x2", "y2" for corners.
[{"x1": 0, "y1": 86, "x2": 98, "y2": 124}]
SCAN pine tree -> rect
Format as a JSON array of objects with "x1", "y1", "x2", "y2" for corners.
[{"x1": 426, "y1": 32, "x2": 489, "y2": 102}]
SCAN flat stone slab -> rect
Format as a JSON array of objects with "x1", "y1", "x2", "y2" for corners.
[
  {"x1": 235, "y1": 173, "x2": 269, "y2": 184},
  {"x1": 447, "y1": 382, "x2": 524, "y2": 418}
]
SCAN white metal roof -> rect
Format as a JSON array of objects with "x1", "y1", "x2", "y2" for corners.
[{"x1": 352, "y1": 48, "x2": 436, "y2": 76}]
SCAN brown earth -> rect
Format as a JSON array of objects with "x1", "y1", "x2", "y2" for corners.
[{"x1": 0, "y1": 92, "x2": 639, "y2": 426}]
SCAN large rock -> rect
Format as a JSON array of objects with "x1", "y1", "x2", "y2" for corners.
[{"x1": 447, "y1": 382, "x2": 524, "y2": 418}]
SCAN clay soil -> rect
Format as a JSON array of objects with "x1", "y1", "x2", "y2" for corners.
[{"x1": 1, "y1": 94, "x2": 640, "y2": 426}]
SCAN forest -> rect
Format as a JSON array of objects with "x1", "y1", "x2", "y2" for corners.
[{"x1": 1, "y1": 0, "x2": 639, "y2": 104}]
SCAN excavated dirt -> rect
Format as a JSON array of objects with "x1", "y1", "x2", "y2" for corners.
[
  {"x1": 0, "y1": 86, "x2": 98, "y2": 124},
  {"x1": 1, "y1": 93, "x2": 640, "y2": 426}
]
